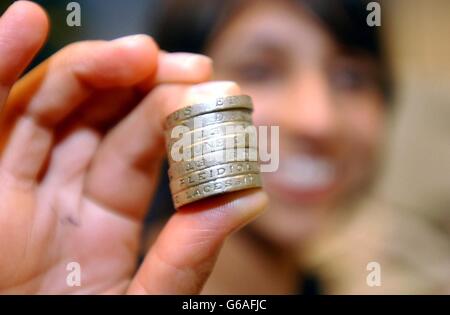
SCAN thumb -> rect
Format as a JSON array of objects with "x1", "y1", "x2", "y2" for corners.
[{"x1": 127, "y1": 189, "x2": 268, "y2": 294}]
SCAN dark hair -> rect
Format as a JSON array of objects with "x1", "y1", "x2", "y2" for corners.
[{"x1": 153, "y1": 0, "x2": 391, "y2": 98}]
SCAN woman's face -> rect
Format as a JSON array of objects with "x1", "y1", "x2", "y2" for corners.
[{"x1": 207, "y1": 0, "x2": 386, "y2": 246}]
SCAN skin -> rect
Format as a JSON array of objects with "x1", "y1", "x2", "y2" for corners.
[
  {"x1": 0, "y1": 1, "x2": 268, "y2": 294},
  {"x1": 204, "y1": 0, "x2": 386, "y2": 293}
]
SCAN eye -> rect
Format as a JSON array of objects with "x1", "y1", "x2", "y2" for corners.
[
  {"x1": 232, "y1": 62, "x2": 282, "y2": 84},
  {"x1": 330, "y1": 66, "x2": 368, "y2": 90}
]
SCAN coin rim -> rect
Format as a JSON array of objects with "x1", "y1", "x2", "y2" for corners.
[
  {"x1": 168, "y1": 148, "x2": 260, "y2": 180},
  {"x1": 165, "y1": 108, "x2": 253, "y2": 130},
  {"x1": 165, "y1": 120, "x2": 254, "y2": 149},
  {"x1": 167, "y1": 133, "x2": 258, "y2": 163},
  {"x1": 170, "y1": 161, "x2": 261, "y2": 194},
  {"x1": 165, "y1": 95, "x2": 253, "y2": 128},
  {"x1": 172, "y1": 173, "x2": 263, "y2": 208}
]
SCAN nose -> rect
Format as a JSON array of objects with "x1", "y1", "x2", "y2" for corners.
[{"x1": 279, "y1": 70, "x2": 337, "y2": 140}]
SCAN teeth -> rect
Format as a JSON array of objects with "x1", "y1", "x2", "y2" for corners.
[{"x1": 276, "y1": 154, "x2": 336, "y2": 190}]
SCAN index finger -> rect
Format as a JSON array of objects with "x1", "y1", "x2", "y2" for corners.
[{"x1": 0, "y1": 1, "x2": 48, "y2": 106}]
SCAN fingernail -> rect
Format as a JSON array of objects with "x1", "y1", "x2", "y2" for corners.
[
  {"x1": 112, "y1": 34, "x2": 152, "y2": 48},
  {"x1": 170, "y1": 53, "x2": 212, "y2": 70},
  {"x1": 184, "y1": 81, "x2": 241, "y2": 105}
]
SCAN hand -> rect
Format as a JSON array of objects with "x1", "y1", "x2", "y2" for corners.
[{"x1": 0, "y1": 1, "x2": 268, "y2": 294}]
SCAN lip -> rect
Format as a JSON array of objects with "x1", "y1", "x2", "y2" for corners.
[{"x1": 262, "y1": 164, "x2": 341, "y2": 206}]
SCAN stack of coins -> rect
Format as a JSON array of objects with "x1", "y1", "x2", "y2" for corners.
[{"x1": 164, "y1": 95, "x2": 262, "y2": 209}]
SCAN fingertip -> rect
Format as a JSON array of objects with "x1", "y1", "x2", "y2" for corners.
[
  {"x1": 183, "y1": 81, "x2": 242, "y2": 106},
  {"x1": 5, "y1": 0, "x2": 50, "y2": 36},
  {"x1": 112, "y1": 34, "x2": 159, "y2": 60},
  {"x1": 154, "y1": 52, "x2": 213, "y2": 84},
  {"x1": 230, "y1": 188, "x2": 269, "y2": 223},
  {"x1": 180, "y1": 188, "x2": 269, "y2": 234},
  {"x1": 127, "y1": 188, "x2": 268, "y2": 294},
  {"x1": 170, "y1": 53, "x2": 213, "y2": 79},
  {"x1": 65, "y1": 34, "x2": 160, "y2": 88},
  {"x1": 0, "y1": 1, "x2": 49, "y2": 84},
  {"x1": 109, "y1": 34, "x2": 159, "y2": 85}
]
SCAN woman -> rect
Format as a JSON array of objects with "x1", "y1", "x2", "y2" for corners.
[{"x1": 151, "y1": 0, "x2": 391, "y2": 294}]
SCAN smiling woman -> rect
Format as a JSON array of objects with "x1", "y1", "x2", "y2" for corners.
[{"x1": 151, "y1": 0, "x2": 391, "y2": 294}]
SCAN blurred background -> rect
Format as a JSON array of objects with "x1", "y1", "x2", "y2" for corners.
[{"x1": 1, "y1": 0, "x2": 448, "y2": 294}]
